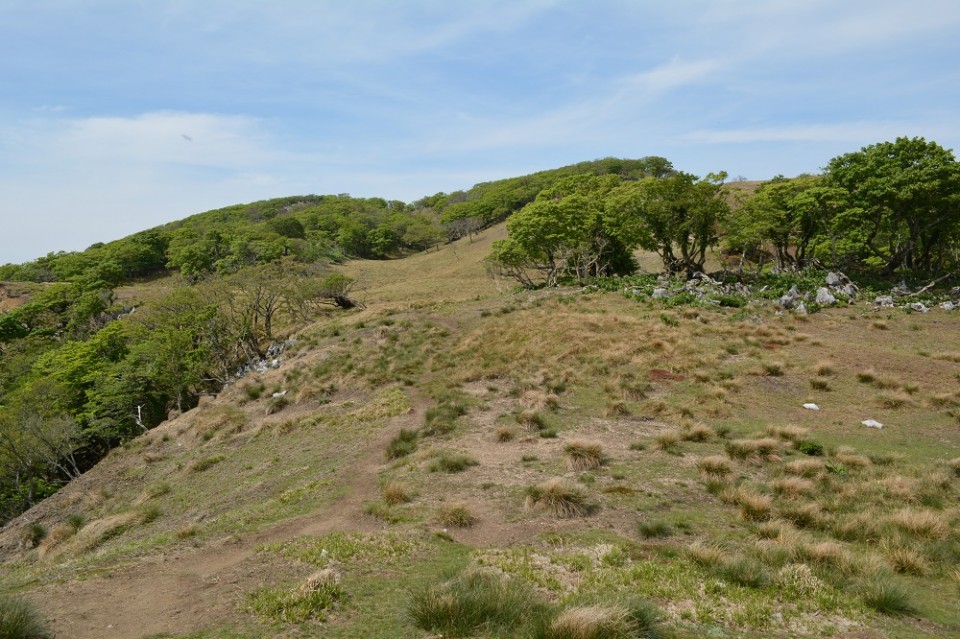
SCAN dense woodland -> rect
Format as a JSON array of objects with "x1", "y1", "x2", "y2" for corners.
[{"x1": 0, "y1": 137, "x2": 958, "y2": 523}]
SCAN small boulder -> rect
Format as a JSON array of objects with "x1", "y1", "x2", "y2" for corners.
[
  {"x1": 825, "y1": 272, "x2": 841, "y2": 286},
  {"x1": 779, "y1": 285, "x2": 799, "y2": 309},
  {"x1": 794, "y1": 301, "x2": 808, "y2": 315},
  {"x1": 874, "y1": 295, "x2": 895, "y2": 307},
  {"x1": 839, "y1": 283, "x2": 858, "y2": 299},
  {"x1": 908, "y1": 302, "x2": 930, "y2": 313},
  {"x1": 803, "y1": 403, "x2": 820, "y2": 411},
  {"x1": 940, "y1": 301, "x2": 957, "y2": 311},
  {"x1": 651, "y1": 288, "x2": 669, "y2": 299},
  {"x1": 815, "y1": 287, "x2": 837, "y2": 305},
  {"x1": 861, "y1": 419, "x2": 884, "y2": 429}
]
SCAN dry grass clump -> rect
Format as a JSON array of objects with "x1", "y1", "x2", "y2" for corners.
[
  {"x1": 762, "y1": 361, "x2": 786, "y2": 377},
  {"x1": 679, "y1": 422, "x2": 715, "y2": 443},
  {"x1": 517, "y1": 409, "x2": 548, "y2": 431},
  {"x1": 809, "y1": 378, "x2": 831, "y2": 391},
  {"x1": 877, "y1": 391, "x2": 915, "y2": 409},
  {"x1": 856, "y1": 369, "x2": 878, "y2": 384},
  {"x1": 766, "y1": 425, "x2": 808, "y2": 444},
  {"x1": 770, "y1": 477, "x2": 816, "y2": 498},
  {"x1": 929, "y1": 392, "x2": 960, "y2": 409},
  {"x1": 813, "y1": 361, "x2": 835, "y2": 376},
  {"x1": 563, "y1": 440, "x2": 605, "y2": 471},
  {"x1": 429, "y1": 451, "x2": 479, "y2": 473},
  {"x1": 833, "y1": 452, "x2": 871, "y2": 469},
  {"x1": 653, "y1": 430, "x2": 682, "y2": 453},
  {"x1": 436, "y1": 502, "x2": 477, "y2": 528},
  {"x1": 932, "y1": 351, "x2": 960, "y2": 363},
  {"x1": 734, "y1": 488, "x2": 773, "y2": 522},
  {"x1": 778, "y1": 502, "x2": 823, "y2": 529},
  {"x1": 495, "y1": 426, "x2": 516, "y2": 442},
  {"x1": 880, "y1": 476, "x2": 918, "y2": 501},
  {"x1": 870, "y1": 320, "x2": 889, "y2": 330},
  {"x1": 697, "y1": 455, "x2": 732, "y2": 476},
  {"x1": 525, "y1": 478, "x2": 592, "y2": 517},
  {"x1": 687, "y1": 541, "x2": 727, "y2": 567},
  {"x1": 832, "y1": 511, "x2": 884, "y2": 543},
  {"x1": 797, "y1": 541, "x2": 852, "y2": 571},
  {"x1": 889, "y1": 509, "x2": 948, "y2": 540},
  {"x1": 382, "y1": 481, "x2": 412, "y2": 505},
  {"x1": 604, "y1": 400, "x2": 631, "y2": 417},
  {"x1": 882, "y1": 543, "x2": 928, "y2": 575},
  {"x1": 784, "y1": 458, "x2": 826, "y2": 478},
  {"x1": 725, "y1": 438, "x2": 781, "y2": 463},
  {"x1": 524, "y1": 390, "x2": 560, "y2": 412},
  {"x1": 36, "y1": 523, "x2": 77, "y2": 558},
  {"x1": 544, "y1": 601, "x2": 663, "y2": 639},
  {"x1": 949, "y1": 457, "x2": 960, "y2": 477}
]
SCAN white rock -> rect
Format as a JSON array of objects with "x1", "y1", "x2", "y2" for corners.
[
  {"x1": 874, "y1": 295, "x2": 895, "y2": 307},
  {"x1": 861, "y1": 419, "x2": 884, "y2": 429},
  {"x1": 272, "y1": 390, "x2": 287, "y2": 398},
  {"x1": 651, "y1": 288, "x2": 669, "y2": 299},
  {"x1": 815, "y1": 287, "x2": 837, "y2": 305},
  {"x1": 908, "y1": 302, "x2": 930, "y2": 313},
  {"x1": 825, "y1": 272, "x2": 841, "y2": 286},
  {"x1": 779, "y1": 285, "x2": 799, "y2": 308},
  {"x1": 803, "y1": 403, "x2": 820, "y2": 411},
  {"x1": 794, "y1": 301, "x2": 808, "y2": 315},
  {"x1": 940, "y1": 301, "x2": 957, "y2": 311}
]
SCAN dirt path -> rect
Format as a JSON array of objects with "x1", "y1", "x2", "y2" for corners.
[{"x1": 31, "y1": 406, "x2": 424, "y2": 639}]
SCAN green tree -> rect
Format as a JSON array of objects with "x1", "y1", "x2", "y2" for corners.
[
  {"x1": 825, "y1": 137, "x2": 960, "y2": 273},
  {"x1": 604, "y1": 172, "x2": 729, "y2": 276}
]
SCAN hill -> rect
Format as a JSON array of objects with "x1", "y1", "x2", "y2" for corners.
[{"x1": 1, "y1": 224, "x2": 959, "y2": 639}]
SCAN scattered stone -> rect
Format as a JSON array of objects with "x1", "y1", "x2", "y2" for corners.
[
  {"x1": 861, "y1": 419, "x2": 884, "y2": 429},
  {"x1": 651, "y1": 287, "x2": 669, "y2": 299},
  {"x1": 803, "y1": 403, "x2": 820, "y2": 411},
  {"x1": 779, "y1": 286, "x2": 799, "y2": 309},
  {"x1": 825, "y1": 272, "x2": 841, "y2": 286},
  {"x1": 839, "y1": 283, "x2": 858, "y2": 299},
  {"x1": 891, "y1": 281, "x2": 910, "y2": 296},
  {"x1": 815, "y1": 287, "x2": 837, "y2": 305},
  {"x1": 794, "y1": 301, "x2": 808, "y2": 314},
  {"x1": 874, "y1": 295, "x2": 895, "y2": 307},
  {"x1": 940, "y1": 301, "x2": 957, "y2": 311},
  {"x1": 908, "y1": 302, "x2": 930, "y2": 313},
  {"x1": 271, "y1": 390, "x2": 287, "y2": 398}
]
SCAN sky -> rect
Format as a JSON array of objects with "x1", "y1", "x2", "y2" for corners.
[{"x1": 2, "y1": 1, "x2": 959, "y2": 264}]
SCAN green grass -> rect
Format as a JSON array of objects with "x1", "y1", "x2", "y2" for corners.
[
  {"x1": 386, "y1": 428, "x2": 418, "y2": 460},
  {"x1": 247, "y1": 580, "x2": 344, "y2": 623},
  {"x1": 0, "y1": 596, "x2": 53, "y2": 639},
  {"x1": 428, "y1": 451, "x2": 479, "y2": 473}
]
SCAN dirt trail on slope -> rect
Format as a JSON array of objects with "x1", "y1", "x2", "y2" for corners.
[{"x1": 30, "y1": 406, "x2": 425, "y2": 639}]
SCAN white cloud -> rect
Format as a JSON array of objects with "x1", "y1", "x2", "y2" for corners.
[{"x1": 680, "y1": 120, "x2": 960, "y2": 144}]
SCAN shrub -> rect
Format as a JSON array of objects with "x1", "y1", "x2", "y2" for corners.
[
  {"x1": 409, "y1": 569, "x2": 542, "y2": 637},
  {"x1": 386, "y1": 428, "x2": 418, "y2": 460},
  {"x1": 0, "y1": 596, "x2": 53, "y2": 639},
  {"x1": 429, "y1": 452, "x2": 479, "y2": 473},
  {"x1": 796, "y1": 440, "x2": 824, "y2": 456},
  {"x1": 526, "y1": 478, "x2": 592, "y2": 517},
  {"x1": 563, "y1": 440, "x2": 605, "y2": 471}
]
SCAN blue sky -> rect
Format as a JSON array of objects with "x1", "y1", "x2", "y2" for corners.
[{"x1": 2, "y1": 0, "x2": 959, "y2": 264}]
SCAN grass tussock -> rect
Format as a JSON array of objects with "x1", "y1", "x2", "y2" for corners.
[
  {"x1": 382, "y1": 481, "x2": 412, "y2": 505},
  {"x1": 734, "y1": 488, "x2": 773, "y2": 522},
  {"x1": 725, "y1": 438, "x2": 781, "y2": 463},
  {"x1": 784, "y1": 458, "x2": 826, "y2": 478},
  {"x1": 877, "y1": 391, "x2": 915, "y2": 409},
  {"x1": 857, "y1": 577, "x2": 915, "y2": 616},
  {"x1": 386, "y1": 428, "x2": 418, "y2": 460},
  {"x1": 679, "y1": 422, "x2": 715, "y2": 442},
  {"x1": 429, "y1": 451, "x2": 479, "y2": 473},
  {"x1": 813, "y1": 361, "x2": 835, "y2": 376},
  {"x1": 563, "y1": 440, "x2": 605, "y2": 471},
  {"x1": 436, "y1": 502, "x2": 477, "y2": 528},
  {"x1": 889, "y1": 509, "x2": 948, "y2": 540},
  {"x1": 540, "y1": 600, "x2": 664, "y2": 639},
  {"x1": 0, "y1": 595, "x2": 54, "y2": 639},
  {"x1": 770, "y1": 477, "x2": 816, "y2": 498},
  {"x1": 653, "y1": 430, "x2": 682, "y2": 453},
  {"x1": 697, "y1": 455, "x2": 732, "y2": 476},
  {"x1": 687, "y1": 541, "x2": 727, "y2": 567},
  {"x1": 637, "y1": 520, "x2": 674, "y2": 539},
  {"x1": 767, "y1": 425, "x2": 809, "y2": 444},
  {"x1": 495, "y1": 426, "x2": 516, "y2": 442},
  {"x1": 526, "y1": 478, "x2": 592, "y2": 517},
  {"x1": 247, "y1": 576, "x2": 343, "y2": 624},
  {"x1": 409, "y1": 569, "x2": 541, "y2": 637}
]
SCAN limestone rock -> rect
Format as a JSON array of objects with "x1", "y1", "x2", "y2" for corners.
[{"x1": 815, "y1": 287, "x2": 837, "y2": 305}]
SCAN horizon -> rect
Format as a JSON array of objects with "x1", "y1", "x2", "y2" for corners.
[{"x1": 2, "y1": 0, "x2": 958, "y2": 264}]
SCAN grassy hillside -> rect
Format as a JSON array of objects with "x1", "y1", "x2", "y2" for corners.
[{"x1": 1, "y1": 225, "x2": 958, "y2": 639}]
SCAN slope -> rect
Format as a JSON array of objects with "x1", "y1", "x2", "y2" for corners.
[{"x1": 1, "y1": 225, "x2": 959, "y2": 639}]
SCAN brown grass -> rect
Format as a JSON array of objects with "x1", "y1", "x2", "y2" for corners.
[
  {"x1": 725, "y1": 438, "x2": 781, "y2": 463},
  {"x1": 687, "y1": 541, "x2": 727, "y2": 567},
  {"x1": 697, "y1": 455, "x2": 732, "y2": 476},
  {"x1": 813, "y1": 360, "x2": 835, "y2": 376},
  {"x1": 784, "y1": 458, "x2": 826, "y2": 478},
  {"x1": 563, "y1": 440, "x2": 605, "y2": 471},
  {"x1": 526, "y1": 478, "x2": 592, "y2": 517},
  {"x1": 766, "y1": 425, "x2": 809, "y2": 444},
  {"x1": 680, "y1": 422, "x2": 716, "y2": 442},
  {"x1": 889, "y1": 509, "x2": 948, "y2": 540},
  {"x1": 436, "y1": 502, "x2": 477, "y2": 528},
  {"x1": 770, "y1": 477, "x2": 816, "y2": 498},
  {"x1": 382, "y1": 481, "x2": 412, "y2": 505},
  {"x1": 735, "y1": 488, "x2": 773, "y2": 522}
]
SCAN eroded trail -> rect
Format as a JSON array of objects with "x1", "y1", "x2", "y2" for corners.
[{"x1": 31, "y1": 406, "x2": 423, "y2": 639}]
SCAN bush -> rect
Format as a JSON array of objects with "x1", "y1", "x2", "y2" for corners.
[
  {"x1": 797, "y1": 440, "x2": 824, "y2": 456},
  {"x1": 386, "y1": 428, "x2": 418, "y2": 460},
  {"x1": 410, "y1": 569, "x2": 543, "y2": 637},
  {"x1": 0, "y1": 596, "x2": 53, "y2": 639}
]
